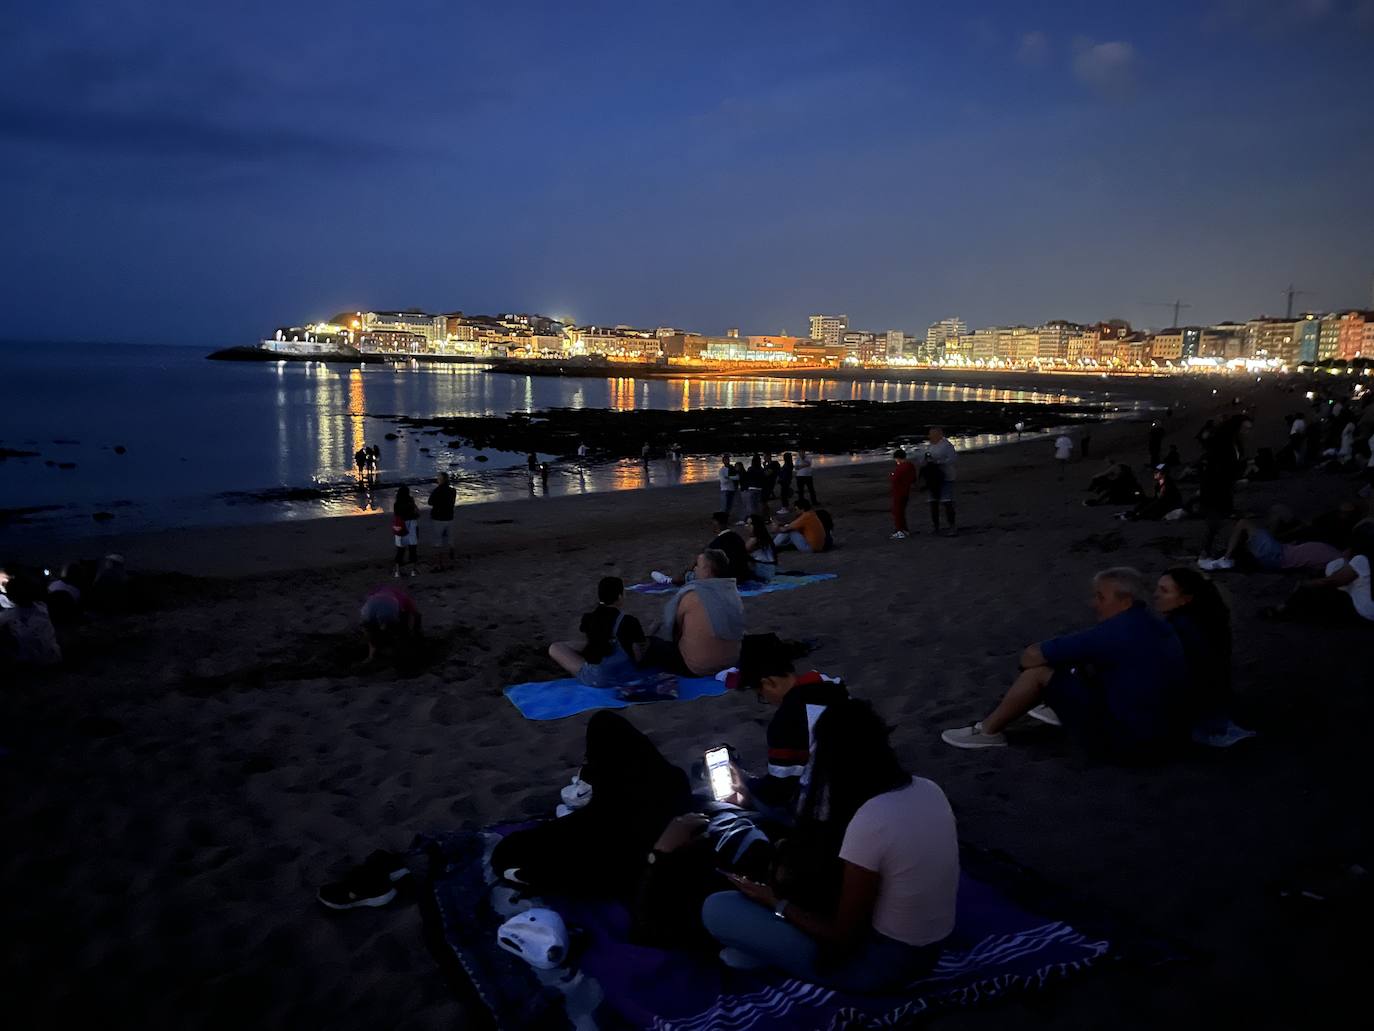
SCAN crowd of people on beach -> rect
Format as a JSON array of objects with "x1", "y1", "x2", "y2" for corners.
[
  {"x1": 8, "y1": 381, "x2": 1374, "y2": 1005},
  {"x1": 311, "y1": 382, "x2": 1374, "y2": 1000}
]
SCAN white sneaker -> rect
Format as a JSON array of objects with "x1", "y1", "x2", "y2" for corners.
[
  {"x1": 890, "y1": 530, "x2": 909, "y2": 540},
  {"x1": 1196, "y1": 557, "x2": 1219, "y2": 570},
  {"x1": 650, "y1": 570, "x2": 673, "y2": 584},
  {"x1": 1211, "y1": 557, "x2": 1235, "y2": 571},
  {"x1": 392, "y1": 568, "x2": 401, "y2": 579},
  {"x1": 1027, "y1": 705, "x2": 1062, "y2": 727},
  {"x1": 941, "y1": 722, "x2": 1008, "y2": 749}
]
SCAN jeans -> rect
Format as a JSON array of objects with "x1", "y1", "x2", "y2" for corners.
[
  {"x1": 773, "y1": 531, "x2": 812, "y2": 553},
  {"x1": 721, "y1": 490, "x2": 737, "y2": 518},
  {"x1": 701, "y1": 891, "x2": 939, "y2": 993}
]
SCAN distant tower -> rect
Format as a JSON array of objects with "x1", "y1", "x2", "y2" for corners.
[{"x1": 727, "y1": 327, "x2": 740, "y2": 338}]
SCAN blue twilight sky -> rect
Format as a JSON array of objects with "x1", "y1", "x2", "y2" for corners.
[{"x1": 3, "y1": 0, "x2": 1373, "y2": 347}]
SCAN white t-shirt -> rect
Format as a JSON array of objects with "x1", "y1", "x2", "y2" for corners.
[
  {"x1": 838, "y1": 777, "x2": 959, "y2": 947},
  {"x1": 718, "y1": 466, "x2": 732, "y2": 487},
  {"x1": 795, "y1": 456, "x2": 813, "y2": 477},
  {"x1": 1054, "y1": 436, "x2": 1073, "y2": 460},
  {"x1": 1290, "y1": 417, "x2": 1307, "y2": 436},
  {"x1": 922, "y1": 440, "x2": 957, "y2": 481},
  {"x1": 1326, "y1": 555, "x2": 1374, "y2": 621}
]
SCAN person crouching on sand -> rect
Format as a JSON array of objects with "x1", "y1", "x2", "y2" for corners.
[
  {"x1": 941, "y1": 567, "x2": 1188, "y2": 761},
  {"x1": 359, "y1": 584, "x2": 422, "y2": 667}
]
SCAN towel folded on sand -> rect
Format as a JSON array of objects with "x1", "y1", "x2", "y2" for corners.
[
  {"x1": 628, "y1": 572, "x2": 838, "y2": 598},
  {"x1": 419, "y1": 831, "x2": 1182, "y2": 1031},
  {"x1": 504, "y1": 676, "x2": 727, "y2": 720}
]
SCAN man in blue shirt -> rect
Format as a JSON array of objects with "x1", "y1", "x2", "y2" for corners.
[{"x1": 942, "y1": 567, "x2": 1187, "y2": 759}]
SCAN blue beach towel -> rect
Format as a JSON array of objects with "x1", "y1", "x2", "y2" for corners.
[
  {"x1": 419, "y1": 831, "x2": 1180, "y2": 1031},
  {"x1": 504, "y1": 676, "x2": 727, "y2": 720},
  {"x1": 629, "y1": 573, "x2": 837, "y2": 598}
]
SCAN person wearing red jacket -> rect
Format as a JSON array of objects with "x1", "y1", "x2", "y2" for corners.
[{"x1": 889, "y1": 449, "x2": 917, "y2": 540}]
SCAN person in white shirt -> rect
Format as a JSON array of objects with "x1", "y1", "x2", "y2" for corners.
[
  {"x1": 702, "y1": 699, "x2": 958, "y2": 992},
  {"x1": 921, "y1": 427, "x2": 958, "y2": 535},
  {"x1": 717, "y1": 454, "x2": 736, "y2": 519},
  {"x1": 1266, "y1": 522, "x2": 1374, "y2": 623},
  {"x1": 1053, "y1": 434, "x2": 1073, "y2": 480},
  {"x1": 794, "y1": 450, "x2": 817, "y2": 505}
]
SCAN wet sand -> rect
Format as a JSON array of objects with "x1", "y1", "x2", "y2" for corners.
[{"x1": 3, "y1": 375, "x2": 1370, "y2": 1030}]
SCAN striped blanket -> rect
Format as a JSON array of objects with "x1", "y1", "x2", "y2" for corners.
[{"x1": 419, "y1": 831, "x2": 1175, "y2": 1030}]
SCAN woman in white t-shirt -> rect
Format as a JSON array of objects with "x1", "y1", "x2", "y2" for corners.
[
  {"x1": 701, "y1": 699, "x2": 958, "y2": 992},
  {"x1": 1267, "y1": 522, "x2": 1374, "y2": 623}
]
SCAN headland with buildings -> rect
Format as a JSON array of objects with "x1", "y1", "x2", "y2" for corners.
[{"x1": 217, "y1": 301, "x2": 1374, "y2": 378}]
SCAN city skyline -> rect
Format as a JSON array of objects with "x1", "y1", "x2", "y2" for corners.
[{"x1": 4, "y1": 1, "x2": 1373, "y2": 346}]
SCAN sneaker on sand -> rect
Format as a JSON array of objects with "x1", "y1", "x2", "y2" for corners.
[
  {"x1": 941, "y1": 723, "x2": 1007, "y2": 749},
  {"x1": 392, "y1": 568, "x2": 401, "y2": 579},
  {"x1": 1027, "y1": 705, "x2": 1062, "y2": 727},
  {"x1": 890, "y1": 530, "x2": 909, "y2": 540},
  {"x1": 650, "y1": 570, "x2": 673, "y2": 584},
  {"x1": 317, "y1": 870, "x2": 397, "y2": 911},
  {"x1": 1193, "y1": 722, "x2": 1257, "y2": 748},
  {"x1": 719, "y1": 947, "x2": 766, "y2": 971}
]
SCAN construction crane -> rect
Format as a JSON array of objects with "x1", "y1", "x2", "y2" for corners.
[
  {"x1": 1282, "y1": 284, "x2": 1312, "y2": 319},
  {"x1": 1141, "y1": 299, "x2": 1192, "y2": 328}
]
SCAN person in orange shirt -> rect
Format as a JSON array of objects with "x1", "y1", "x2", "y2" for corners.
[{"x1": 771, "y1": 498, "x2": 827, "y2": 553}]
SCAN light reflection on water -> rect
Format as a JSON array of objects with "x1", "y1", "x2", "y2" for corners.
[{"x1": 0, "y1": 344, "x2": 1121, "y2": 536}]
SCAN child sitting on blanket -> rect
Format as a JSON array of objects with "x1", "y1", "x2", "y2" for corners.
[{"x1": 548, "y1": 577, "x2": 648, "y2": 688}]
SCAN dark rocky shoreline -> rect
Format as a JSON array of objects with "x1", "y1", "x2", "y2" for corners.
[{"x1": 374, "y1": 397, "x2": 1119, "y2": 459}]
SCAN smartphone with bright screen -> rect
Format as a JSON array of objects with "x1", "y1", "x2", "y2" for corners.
[{"x1": 704, "y1": 746, "x2": 733, "y2": 801}]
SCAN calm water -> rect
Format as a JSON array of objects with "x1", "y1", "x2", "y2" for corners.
[{"x1": 0, "y1": 342, "x2": 1101, "y2": 536}]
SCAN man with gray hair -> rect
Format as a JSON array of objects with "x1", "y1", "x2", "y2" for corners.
[{"x1": 942, "y1": 566, "x2": 1187, "y2": 759}]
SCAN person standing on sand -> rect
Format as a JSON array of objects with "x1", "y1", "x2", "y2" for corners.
[
  {"x1": 763, "y1": 453, "x2": 781, "y2": 504},
  {"x1": 745, "y1": 454, "x2": 765, "y2": 518},
  {"x1": 577, "y1": 441, "x2": 590, "y2": 466},
  {"x1": 392, "y1": 485, "x2": 420, "y2": 578},
  {"x1": 365, "y1": 445, "x2": 378, "y2": 477},
  {"x1": 920, "y1": 427, "x2": 957, "y2": 536},
  {"x1": 354, "y1": 447, "x2": 367, "y2": 475},
  {"x1": 1053, "y1": 433, "x2": 1073, "y2": 481},
  {"x1": 795, "y1": 450, "x2": 817, "y2": 504},
  {"x1": 1148, "y1": 423, "x2": 1165, "y2": 468},
  {"x1": 778, "y1": 452, "x2": 795, "y2": 511},
  {"x1": 642, "y1": 442, "x2": 652, "y2": 466},
  {"x1": 719, "y1": 454, "x2": 737, "y2": 518},
  {"x1": 427, "y1": 472, "x2": 457, "y2": 568},
  {"x1": 889, "y1": 449, "x2": 916, "y2": 540}
]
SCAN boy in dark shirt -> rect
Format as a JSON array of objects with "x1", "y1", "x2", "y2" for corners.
[
  {"x1": 548, "y1": 577, "x2": 647, "y2": 687},
  {"x1": 738, "y1": 645, "x2": 849, "y2": 814}
]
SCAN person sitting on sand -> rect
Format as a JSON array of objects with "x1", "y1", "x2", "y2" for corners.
[
  {"x1": 643, "y1": 550, "x2": 744, "y2": 677},
  {"x1": 359, "y1": 584, "x2": 422, "y2": 666},
  {"x1": 548, "y1": 576, "x2": 648, "y2": 687},
  {"x1": 1263, "y1": 521, "x2": 1374, "y2": 624},
  {"x1": 44, "y1": 563, "x2": 85, "y2": 626},
  {"x1": 941, "y1": 567, "x2": 1188, "y2": 760},
  {"x1": 1153, "y1": 567, "x2": 1254, "y2": 748},
  {"x1": 702, "y1": 699, "x2": 957, "y2": 992},
  {"x1": 735, "y1": 640, "x2": 849, "y2": 815},
  {"x1": 1085, "y1": 460, "x2": 1143, "y2": 506},
  {"x1": 653, "y1": 512, "x2": 751, "y2": 586},
  {"x1": 744, "y1": 515, "x2": 777, "y2": 583},
  {"x1": 0, "y1": 573, "x2": 62, "y2": 669},
  {"x1": 1123, "y1": 465, "x2": 1183, "y2": 521},
  {"x1": 1198, "y1": 505, "x2": 1342, "y2": 574},
  {"x1": 772, "y1": 497, "x2": 827, "y2": 553}
]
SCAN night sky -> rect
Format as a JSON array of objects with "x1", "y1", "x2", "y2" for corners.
[{"x1": 4, "y1": 0, "x2": 1373, "y2": 346}]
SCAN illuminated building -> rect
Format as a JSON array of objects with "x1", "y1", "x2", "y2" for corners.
[
  {"x1": 1036, "y1": 320, "x2": 1079, "y2": 361},
  {"x1": 809, "y1": 314, "x2": 848, "y2": 348},
  {"x1": 925, "y1": 318, "x2": 967, "y2": 359},
  {"x1": 1244, "y1": 318, "x2": 1299, "y2": 363},
  {"x1": 886, "y1": 329, "x2": 905, "y2": 359},
  {"x1": 1148, "y1": 329, "x2": 1185, "y2": 362},
  {"x1": 1294, "y1": 314, "x2": 1320, "y2": 363},
  {"x1": 1336, "y1": 311, "x2": 1372, "y2": 360},
  {"x1": 969, "y1": 327, "x2": 999, "y2": 362},
  {"x1": 1067, "y1": 326, "x2": 1101, "y2": 362}
]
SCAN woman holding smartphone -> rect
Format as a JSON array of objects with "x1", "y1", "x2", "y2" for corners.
[{"x1": 701, "y1": 699, "x2": 958, "y2": 992}]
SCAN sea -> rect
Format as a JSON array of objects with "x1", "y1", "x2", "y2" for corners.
[{"x1": 0, "y1": 341, "x2": 1105, "y2": 537}]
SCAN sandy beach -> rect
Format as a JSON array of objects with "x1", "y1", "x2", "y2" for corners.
[{"x1": 4, "y1": 375, "x2": 1371, "y2": 1030}]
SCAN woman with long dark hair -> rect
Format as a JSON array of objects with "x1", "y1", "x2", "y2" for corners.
[
  {"x1": 392, "y1": 485, "x2": 419, "y2": 577},
  {"x1": 1154, "y1": 567, "x2": 1252, "y2": 747},
  {"x1": 701, "y1": 699, "x2": 958, "y2": 992},
  {"x1": 744, "y1": 514, "x2": 777, "y2": 582}
]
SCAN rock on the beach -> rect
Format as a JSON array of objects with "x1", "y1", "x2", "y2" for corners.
[
  {"x1": 58, "y1": 462, "x2": 77, "y2": 470},
  {"x1": 384, "y1": 433, "x2": 398, "y2": 441},
  {"x1": 114, "y1": 445, "x2": 127, "y2": 455},
  {"x1": 92, "y1": 511, "x2": 114, "y2": 522},
  {"x1": 474, "y1": 454, "x2": 488, "y2": 462}
]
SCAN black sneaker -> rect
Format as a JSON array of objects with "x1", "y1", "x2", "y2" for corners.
[{"x1": 359, "y1": 849, "x2": 411, "y2": 883}]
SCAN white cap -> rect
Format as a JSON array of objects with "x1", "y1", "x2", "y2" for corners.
[{"x1": 497, "y1": 908, "x2": 569, "y2": 970}]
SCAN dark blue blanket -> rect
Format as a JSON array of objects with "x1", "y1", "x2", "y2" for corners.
[{"x1": 420, "y1": 830, "x2": 1170, "y2": 1030}]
